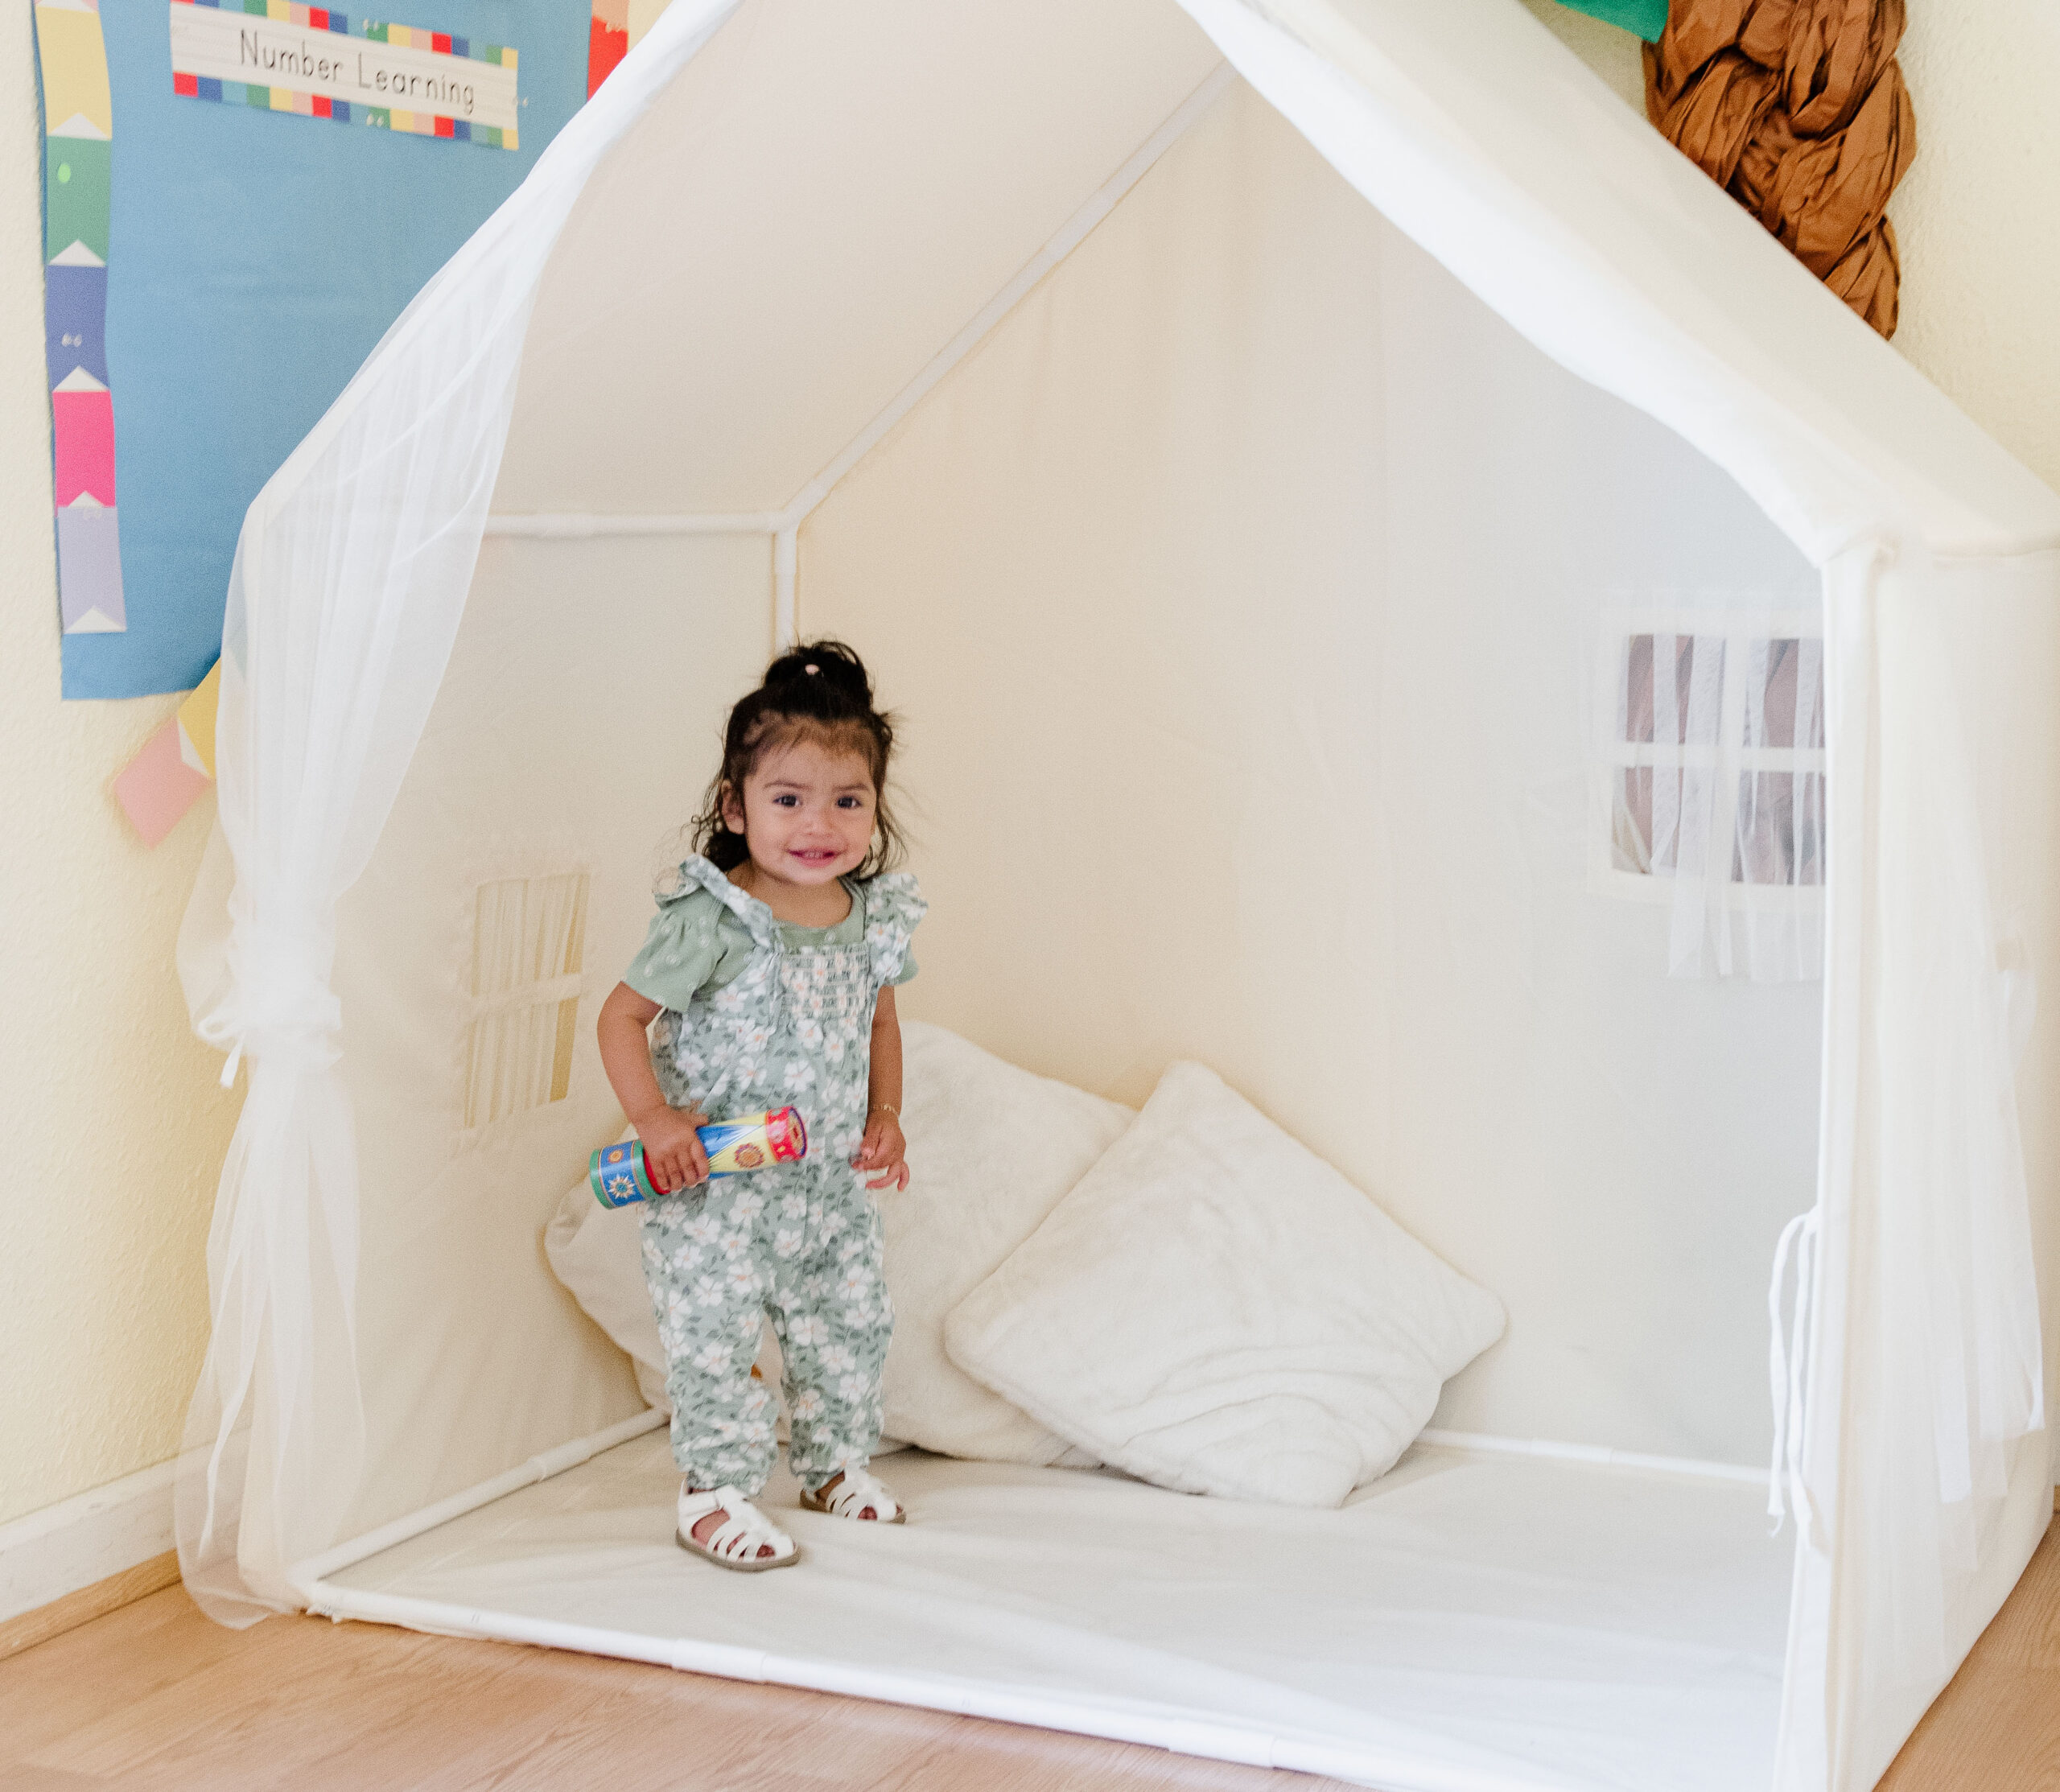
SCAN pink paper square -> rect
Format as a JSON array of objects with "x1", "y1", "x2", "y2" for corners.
[{"x1": 113, "y1": 717, "x2": 211, "y2": 847}]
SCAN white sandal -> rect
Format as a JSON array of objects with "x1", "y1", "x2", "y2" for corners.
[
  {"x1": 798, "y1": 1465, "x2": 906, "y2": 1525},
  {"x1": 676, "y1": 1483, "x2": 799, "y2": 1572}
]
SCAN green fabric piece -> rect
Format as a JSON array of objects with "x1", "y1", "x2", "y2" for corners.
[
  {"x1": 1551, "y1": 0, "x2": 1667, "y2": 43},
  {"x1": 624, "y1": 873, "x2": 917, "y2": 1012}
]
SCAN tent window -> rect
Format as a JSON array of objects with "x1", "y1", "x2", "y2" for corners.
[
  {"x1": 462, "y1": 872, "x2": 591, "y2": 1131},
  {"x1": 1596, "y1": 616, "x2": 1825, "y2": 980}
]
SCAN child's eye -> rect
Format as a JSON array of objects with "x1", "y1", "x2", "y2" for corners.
[
  {"x1": 772, "y1": 793, "x2": 799, "y2": 808},
  {"x1": 836, "y1": 796, "x2": 865, "y2": 809}
]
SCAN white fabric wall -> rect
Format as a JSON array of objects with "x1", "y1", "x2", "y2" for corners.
[
  {"x1": 497, "y1": 0, "x2": 1220, "y2": 515},
  {"x1": 804, "y1": 84, "x2": 1822, "y2": 1466},
  {"x1": 326, "y1": 533, "x2": 770, "y2": 1533}
]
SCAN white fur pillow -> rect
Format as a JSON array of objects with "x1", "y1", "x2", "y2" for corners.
[
  {"x1": 946, "y1": 1061, "x2": 1506, "y2": 1507},
  {"x1": 545, "y1": 1139, "x2": 674, "y2": 1412},
  {"x1": 542, "y1": 1023, "x2": 1132, "y2": 1465},
  {"x1": 880, "y1": 1023, "x2": 1131, "y2": 1464}
]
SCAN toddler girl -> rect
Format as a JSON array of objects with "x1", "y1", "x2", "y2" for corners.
[{"x1": 597, "y1": 641, "x2": 923, "y2": 1571}]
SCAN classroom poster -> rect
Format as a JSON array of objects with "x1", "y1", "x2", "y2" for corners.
[{"x1": 35, "y1": 0, "x2": 587, "y2": 700}]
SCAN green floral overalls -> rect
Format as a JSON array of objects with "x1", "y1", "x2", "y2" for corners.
[{"x1": 640, "y1": 857, "x2": 925, "y2": 1493}]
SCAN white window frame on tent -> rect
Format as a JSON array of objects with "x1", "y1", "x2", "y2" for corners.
[
  {"x1": 1590, "y1": 607, "x2": 1826, "y2": 981},
  {"x1": 457, "y1": 868, "x2": 593, "y2": 1139}
]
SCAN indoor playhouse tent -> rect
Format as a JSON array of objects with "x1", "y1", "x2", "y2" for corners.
[{"x1": 171, "y1": 1, "x2": 2060, "y2": 1789}]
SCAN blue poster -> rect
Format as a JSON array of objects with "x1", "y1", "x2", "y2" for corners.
[{"x1": 50, "y1": 0, "x2": 587, "y2": 699}]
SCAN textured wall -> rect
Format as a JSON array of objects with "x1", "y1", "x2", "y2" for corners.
[
  {"x1": 0, "y1": 12, "x2": 239, "y2": 1528},
  {"x1": 1, "y1": 0, "x2": 2057, "y2": 1532}
]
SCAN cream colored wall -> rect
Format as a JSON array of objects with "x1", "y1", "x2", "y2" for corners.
[{"x1": 0, "y1": 14, "x2": 241, "y2": 1528}]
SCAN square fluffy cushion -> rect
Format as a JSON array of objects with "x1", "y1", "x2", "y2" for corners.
[
  {"x1": 945, "y1": 1061, "x2": 1506, "y2": 1507},
  {"x1": 545, "y1": 1137, "x2": 674, "y2": 1412},
  {"x1": 879, "y1": 1022, "x2": 1131, "y2": 1464}
]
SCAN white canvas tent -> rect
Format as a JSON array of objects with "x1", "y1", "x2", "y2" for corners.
[{"x1": 172, "y1": 1, "x2": 2060, "y2": 1787}]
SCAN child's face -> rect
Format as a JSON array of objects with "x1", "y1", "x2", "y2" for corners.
[{"x1": 723, "y1": 736, "x2": 878, "y2": 888}]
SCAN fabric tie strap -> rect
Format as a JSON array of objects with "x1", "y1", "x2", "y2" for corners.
[
  {"x1": 1765, "y1": 1207, "x2": 1820, "y2": 1539},
  {"x1": 196, "y1": 920, "x2": 344, "y2": 1087}
]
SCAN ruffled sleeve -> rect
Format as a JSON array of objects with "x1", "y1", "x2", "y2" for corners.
[
  {"x1": 860, "y1": 872, "x2": 926, "y2": 987},
  {"x1": 622, "y1": 888, "x2": 732, "y2": 1011}
]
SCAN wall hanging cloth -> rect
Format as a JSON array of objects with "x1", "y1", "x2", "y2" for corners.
[
  {"x1": 1554, "y1": 0, "x2": 1669, "y2": 43},
  {"x1": 1643, "y1": 0, "x2": 1914, "y2": 337}
]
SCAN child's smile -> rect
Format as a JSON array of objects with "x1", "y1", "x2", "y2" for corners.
[{"x1": 723, "y1": 737, "x2": 879, "y2": 921}]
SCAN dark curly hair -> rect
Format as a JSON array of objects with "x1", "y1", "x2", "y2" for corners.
[{"x1": 690, "y1": 639, "x2": 905, "y2": 879}]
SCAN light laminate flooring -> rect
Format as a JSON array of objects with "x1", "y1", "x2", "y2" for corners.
[{"x1": 2, "y1": 1519, "x2": 2054, "y2": 1791}]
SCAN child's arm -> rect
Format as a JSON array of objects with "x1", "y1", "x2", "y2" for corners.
[
  {"x1": 597, "y1": 981, "x2": 711, "y2": 1192},
  {"x1": 852, "y1": 984, "x2": 909, "y2": 1193}
]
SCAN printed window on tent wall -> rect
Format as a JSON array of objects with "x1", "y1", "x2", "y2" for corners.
[
  {"x1": 1592, "y1": 611, "x2": 1825, "y2": 982},
  {"x1": 460, "y1": 871, "x2": 591, "y2": 1133}
]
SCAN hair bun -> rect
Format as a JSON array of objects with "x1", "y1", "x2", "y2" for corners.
[{"x1": 764, "y1": 639, "x2": 871, "y2": 699}]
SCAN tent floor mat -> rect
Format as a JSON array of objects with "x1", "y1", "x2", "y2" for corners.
[{"x1": 311, "y1": 1434, "x2": 1788, "y2": 1792}]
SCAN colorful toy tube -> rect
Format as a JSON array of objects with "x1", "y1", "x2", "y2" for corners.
[{"x1": 590, "y1": 1107, "x2": 810, "y2": 1207}]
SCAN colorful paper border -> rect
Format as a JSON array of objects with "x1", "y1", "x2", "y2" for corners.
[
  {"x1": 171, "y1": 0, "x2": 520, "y2": 149},
  {"x1": 587, "y1": 0, "x2": 626, "y2": 97},
  {"x1": 35, "y1": 0, "x2": 127, "y2": 638}
]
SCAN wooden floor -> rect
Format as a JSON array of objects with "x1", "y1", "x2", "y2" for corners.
[{"x1": 2, "y1": 1522, "x2": 2056, "y2": 1790}]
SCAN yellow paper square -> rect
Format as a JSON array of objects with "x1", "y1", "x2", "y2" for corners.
[
  {"x1": 34, "y1": 8, "x2": 113, "y2": 140},
  {"x1": 177, "y1": 660, "x2": 221, "y2": 781}
]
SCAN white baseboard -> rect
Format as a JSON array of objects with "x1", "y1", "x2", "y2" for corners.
[{"x1": 0, "y1": 1458, "x2": 181, "y2": 1624}]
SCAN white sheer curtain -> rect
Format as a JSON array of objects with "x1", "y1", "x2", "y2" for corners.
[{"x1": 175, "y1": 0, "x2": 743, "y2": 1623}]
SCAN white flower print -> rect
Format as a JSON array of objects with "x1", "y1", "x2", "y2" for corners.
[{"x1": 634, "y1": 861, "x2": 919, "y2": 1490}]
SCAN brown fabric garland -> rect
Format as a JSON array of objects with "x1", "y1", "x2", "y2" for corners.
[{"x1": 1644, "y1": 0, "x2": 1915, "y2": 337}]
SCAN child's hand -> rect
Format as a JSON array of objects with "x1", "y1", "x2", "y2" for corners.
[
  {"x1": 635, "y1": 1105, "x2": 711, "y2": 1193},
  {"x1": 852, "y1": 1109, "x2": 910, "y2": 1193}
]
